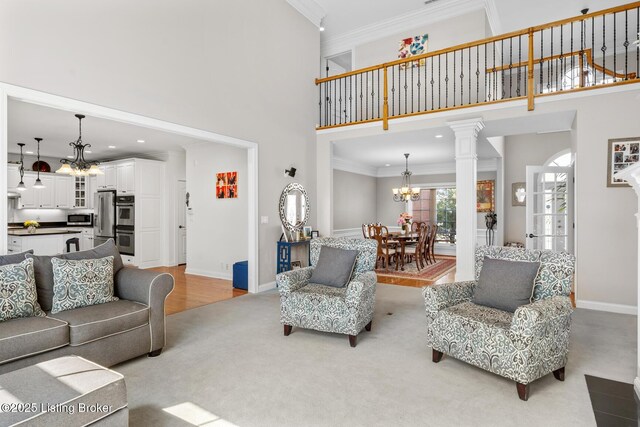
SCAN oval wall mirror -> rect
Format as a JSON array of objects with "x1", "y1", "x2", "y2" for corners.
[{"x1": 279, "y1": 183, "x2": 309, "y2": 232}]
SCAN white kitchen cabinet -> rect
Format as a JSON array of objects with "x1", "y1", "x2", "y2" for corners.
[
  {"x1": 81, "y1": 228, "x2": 94, "y2": 251},
  {"x1": 6, "y1": 232, "x2": 82, "y2": 255},
  {"x1": 116, "y1": 162, "x2": 135, "y2": 194},
  {"x1": 96, "y1": 165, "x2": 116, "y2": 190},
  {"x1": 88, "y1": 176, "x2": 97, "y2": 209},
  {"x1": 54, "y1": 175, "x2": 73, "y2": 209},
  {"x1": 35, "y1": 175, "x2": 55, "y2": 208},
  {"x1": 7, "y1": 164, "x2": 20, "y2": 190},
  {"x1": 18, "y1": 175, "x2": 37, "y2": 209}
]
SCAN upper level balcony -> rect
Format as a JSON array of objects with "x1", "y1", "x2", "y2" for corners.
[{"x1": 315, "y1": 1, "x2": 640, "y2": 131}]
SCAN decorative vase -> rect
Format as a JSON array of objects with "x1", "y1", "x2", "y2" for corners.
[
  {"x1": 402, "y1": 224, "x2": 408, "y2": 233},
  {"x1": 27, "y1": 225, "x2": 37, "y2": 234}
]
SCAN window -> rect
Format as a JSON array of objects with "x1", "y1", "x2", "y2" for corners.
[
  {"x1": 436, "y1": 188, "x2": 456, "y2": 243},
  {"x1": 411, "y1": 189, "x2": 432, "y2": 223}
]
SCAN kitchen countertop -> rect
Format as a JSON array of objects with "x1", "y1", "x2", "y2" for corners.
[{"x1": 8, "y1": 228, "x2": 83, "y2": 236}]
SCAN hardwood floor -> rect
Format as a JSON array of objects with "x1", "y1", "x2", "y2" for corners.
[{"x1": 150, "y1": 265, "x2": 247, "y2": 315}]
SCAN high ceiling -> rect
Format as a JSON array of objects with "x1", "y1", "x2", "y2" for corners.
[
  {"x1": 7, "y1": 99, "x2": 201, "y2": 160},
  {"x1": 316, "y1": 0, "x2": 632, "y2": 42}
]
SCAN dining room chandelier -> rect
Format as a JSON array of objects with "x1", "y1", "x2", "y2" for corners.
[
  {"x1": 56, "y1": 114, "x2": 103, "y2": 176},
  {"x1": 392, "y1": 153, "x2": 420, "y2": 202}
]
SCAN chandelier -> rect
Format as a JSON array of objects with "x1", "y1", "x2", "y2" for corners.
[
  {"x1": 392, "y1": 153, "x2": 420, "y2": 202},
  {"x1": 56, "y1": 114, "x2": 103, "y2": 176}
]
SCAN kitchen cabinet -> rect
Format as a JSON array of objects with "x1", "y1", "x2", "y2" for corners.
[
  {"x1": 7, "y1": 232, "x2": 82, "y2": 255},
  {"x1": 81, "y1": 228, "x2": 94, "y2": 251},
  {"x1": 116, "y1": 162, "x2": 135, "y2": 194},
  {"x1": 7, "y1": 164, "x2": 20, "y2": 190},
  {"x1": 97, "y1": 165, "x2": 116, "y2": 190},
  {"x1": 54, "y1": 175, "x2": 73, "y2": 209},
  {"x1": 88, "y1": 176, "x2": 97, "y2": 209},
  {"x1": 36, "y1": 175, "x2": 55, "y2": 208},
  {"x1": 72, "y1": 176, "x2": 87, "y2": 208}
]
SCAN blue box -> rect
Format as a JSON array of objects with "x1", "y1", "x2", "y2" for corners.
[{"x1": 233, "y1": 261, "x2": 248, "y2": 290}]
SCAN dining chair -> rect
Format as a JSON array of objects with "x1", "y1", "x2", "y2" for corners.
[
  {"x1": 421, "y1": 224, "x2": 432, "y2": 266},
  {"x1": 428, "y1": 225, "x2": 438, "y2": 263},
  {"x1": 404, "y1": 223, "x2": 428, "y2": 271},
  {"x1": 368, "y1": 224, "x2": 398, "y2": 270},
  {"x1": 362, "y1": 223, "x2": 370, "y2": 239},
  {"x1": 411, "y1": 221, "x2": 425, "y2": 233}
]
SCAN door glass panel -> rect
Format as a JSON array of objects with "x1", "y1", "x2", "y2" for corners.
[{"x1": 527, "y1": 168, "x2": 571, "y2": 252}]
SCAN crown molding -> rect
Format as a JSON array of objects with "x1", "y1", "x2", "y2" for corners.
[
  {"x1": 333, "y1": 156, "x2": 497, "y2": 178},
  {"x1": 286, "y1": 0, "x2": 325, "y2": 28},
  {"x1": 332, "y1": 156, "x2": 378, "y2": 177},
  {"x1": 483, "y1": 0, "x2": 502, "y2": 35},
  {"x1": 321, "y1": 0, "x2": 485, "y2": 58}
]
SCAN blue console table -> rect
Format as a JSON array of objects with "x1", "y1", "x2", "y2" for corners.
[{"x1": 277, "y1": 240, "x2": 311, "y2": 274}]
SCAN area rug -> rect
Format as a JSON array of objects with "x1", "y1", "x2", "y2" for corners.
[
  {"x1": 114, "y1": 285, "x2": 634, "y2": 426},
  {"x1": 375, "y1": 257, "x2": 456, "y2": 281}
]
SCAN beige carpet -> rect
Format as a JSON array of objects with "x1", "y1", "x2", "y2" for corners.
[{"x1": 115, "y1": 284, "x2": 636, "y2": 427}]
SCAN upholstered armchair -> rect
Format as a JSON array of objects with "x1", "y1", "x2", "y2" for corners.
[
  {"x1": 423, "y1": 246, "x2": 575, "y2": 401},
  {"x1": 277, "y1": 237, "x2": 378, "y2": 347}
]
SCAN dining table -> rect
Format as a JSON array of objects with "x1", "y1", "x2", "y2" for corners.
[{"x1": 388, "y1": 231, "x2": 419, "y2": 271}]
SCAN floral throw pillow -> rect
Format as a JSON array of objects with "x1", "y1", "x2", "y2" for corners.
[
  {"x1": 51, "y1": 256, "x2": 118, "y2": 314},
  {"x1": 0, "y1": 258, "x2": 45, "y2": 322}
]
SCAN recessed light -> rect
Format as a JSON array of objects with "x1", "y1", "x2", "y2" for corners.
[
  {"x1": 26, "y1": 151, "x2": 34, "y2": 154},
  {"x1": 66, "y1": 155, "x2": 74, "y2": 159},
  {"x1": 385, "y1": 164, "x2": 391, "y2": 167},
  {"x1": 85, "y1": 150, "x2": 92, "y2": 153},
  {"x1": 108, "y1": 145, "x2": 116, "y2": 149},
  {"x1": 435, "y1": 134, "x2": 443, "y2": 138},
  {"x1": 137, "y1": 139, "x2": 145, "y2": 143}
]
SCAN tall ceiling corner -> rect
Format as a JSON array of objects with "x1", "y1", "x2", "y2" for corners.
[
  {"x1": 483, "y1": 0, "x2": 503, "y2": 35},
  {"x1": 286, "y1": 0, "x2": 326, "y2": 28}
]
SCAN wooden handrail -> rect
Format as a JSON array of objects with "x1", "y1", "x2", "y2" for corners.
[{"x1": 316, "y1": 1, "x2": 640, "y2": 85}]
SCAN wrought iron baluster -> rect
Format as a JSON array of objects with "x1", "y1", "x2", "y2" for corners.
[
  {"x1": 371, "y1": 71, "x2": 376, "y2": 119},
  {"x1": 592, "y1": 17, "x2": 596, "y2": 85},
  {"x1": 411, "y1": 60, "x2": 415, "y2": 113},
  {"x1": 614, "y1": 12, "x2": 617, "y2": 82},
  {"x1": 550, "y1": 27, "x2": 554, "y2": 92},
  {"x1": 417, "y1": 58, "x2": 421, "y2": 112},
  {"x1": 424, "y1": 56, "x2": 428, "y2": 111},
  {"x1": 468, "y1": 47, "x2": 472, "y2": 104},
  {"x1": 501, "y1": 39, "x2": 505, "y2": 99},
  {"x1": 445, "y1": 53, "x2": 449, "y2": 108},
  {"x1": 540, "y1": 30, "x2": 544, "y2": 93},
  {"x1": 509, "y1": 37, "x2": 513, "y2": 98},
  {"x1": 460, "y1": 49, "x2": 464, "y2": 105},
  {"x1": 547, "y1": 29, "x2": 552, "y2": 92},
  {"x1": 477, "y1": 45, "x2": 480, "y2": 103},
  {"x1": 453, "y1": 51, "x2": 456, "y2": 107},
  {"x1": 349, "y1": 76, "x2": 353, "y2": 123},
  {"x1": 602, "y1": 14, "x2": 607, "y2": 84},
  {"x1": 560, "y1": 24, "x2": 564, "y2": 90},
  {"x1": 359, "y1": 73, "x2": 363, "y2": 121},
  {"x1": 438, "y1": 54, "x2": 442, "y2": 109},
  {"x1": 570, "y1": 22, "x2": 575, "y2": 89},
  {"x1": 339, "y1": 77, "x2": 343, "y2": 124},
  {"x1": 492, "y1": 42, "x2": 496, "y2": 100},
  {"x1": 318, "y1": 84, "x2": 322, "y2": 126},
  {"x1": 365, "y1": 71, "x2": 369, "y2": 120},
  {"x1": 484, "y1": 43, "x2": 487, "y2": 102},
  {"x1": 391, "y1": 66, "x2": 395, "y2": 116},
  {"x1": 517, "y1": 35, "x2": 522, "y2": 96},
  {"x1": 624, "y1": 11, "x2": 629, "y2": 80},
  {"x1": 431, "y1": 58, "x2": 435, "y2": 110},
  {"x1": 377, "y1": 69, "x2": 380, "y2": 117},
  {"x1": 404, "y1": 61, "x2": 408, "y2": 114},
  {"x1": 399, "y1": 62, "x2": 402, "y2": 114}
]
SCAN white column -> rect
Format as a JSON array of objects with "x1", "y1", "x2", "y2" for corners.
[
  {"x1": 614, "y1": 163, "x2": 640, "y2": 398},
  {"x1": 448, "y1": 118, "x2": 484, "y2": 282},
  {"x1": 316, "y1": 136, "x2": 333, "y2": 237}
]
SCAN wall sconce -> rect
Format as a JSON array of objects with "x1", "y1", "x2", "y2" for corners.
[
  {"x1": 284, "y1": 167, "x2": 297, "y2": 178},
  {"x1": 512, "y1": 182, "x2": 526, "y2": 206}
]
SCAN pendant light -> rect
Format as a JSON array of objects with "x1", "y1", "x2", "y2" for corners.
[
  {"x1": 56, "y1": 114, "x2": 102, "y2": 176},
  {"x1": 16, "y1": 143, "x2": 26, "y2": 192},
  {"x1": 392, "y1": 153, "x2": 420, "y2": 202},
  {"x1": 33, "y1": 137, "x2": 45, "y2": 189}
]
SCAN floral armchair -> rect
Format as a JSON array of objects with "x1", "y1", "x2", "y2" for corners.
[
  {"x1": 276, "y1": 237, "x2": 378, "y2": 347},
  {"x1": 423, "y1": 246, "x2": 575, "y2": 401}
]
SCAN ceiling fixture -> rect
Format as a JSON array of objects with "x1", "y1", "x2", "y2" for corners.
[
  {"x1": 16, "y1": 143, "x2": 26, "y2": 192},
  {"x1": 108, "y1": 145, "x2": 116, "y2": 149},
  {"x1": 137, "y1": 139, "x2": 145, "y2": 143},
  {"x1": 33, "y1": 138, "x2": 45, "y2": 189},
  {"x1": 56, "y1": 114, "x2": 103, "y2": 176},
  {"x1": 392, "y1": 153, "x2": 420, "y2": 202},
  {"x1": 435, "y1": 134, "x2": 443, "y2": 138},
  {"x1": 319, "y1": 18, "x2": 325, "y2": 32}
]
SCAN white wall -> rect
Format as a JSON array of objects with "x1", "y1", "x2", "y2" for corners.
[
  {"x1": 332, "y1": 169, "x2": 377, "y2": 230},
  {"x1": 353, "y1": 10, "x2": 490, "y2": 69},
  {"x1": 185, "y1": 143, "x2": 247, "y2": 279},
  {"x1": 503, "y1": 132, "x2": 572, "y2": 243},
  {"x1": 0, "y1": 0, "x2": 319, "y2": 286}
]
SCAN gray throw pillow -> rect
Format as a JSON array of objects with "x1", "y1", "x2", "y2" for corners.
[
  {"x1": 0, "y1": 250, "x2": 34, "y2": 267},
  {"x1": 0, "y1": 258, "x2": 45, "y2": 322},
  {"x1": 26, "y1": 239, "x2": 123, "y2": 311},
  {"x1": 472, "y1": 257, "x2": 541, "y2": 313},
  {"x1": 50, "y1": 256, "x2": 118, "y2": 314},
  {"x1": 309, "y1": 246, "x2": 358, "y2": 288}
]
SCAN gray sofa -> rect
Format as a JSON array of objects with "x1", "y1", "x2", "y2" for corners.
[{"x1": 0, "y1": 240, "x2": 174, "y2": 375}]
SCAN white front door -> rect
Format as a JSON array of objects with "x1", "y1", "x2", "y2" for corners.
[
  {"x1": 177, "y1": 180, "x2": 187, "y2": 265},
  {"x1": 525, "y1": 166, "x2": 574, "y2": 253}
]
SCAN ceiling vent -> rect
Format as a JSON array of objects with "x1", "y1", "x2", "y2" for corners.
[{"x1": 424, "y1": 0, "x2": 439, "y2": 5}]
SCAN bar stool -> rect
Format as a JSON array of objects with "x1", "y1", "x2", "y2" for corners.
[{"x1": 66, "y1": 237, "x2": 80, "y2": 252}]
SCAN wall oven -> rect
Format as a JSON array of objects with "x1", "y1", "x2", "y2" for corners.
[
  {"x1": 115, "y1": 196, "x2": 135, "y2": 227},
  {"x1": 116, "y1": 227, "x2": 135, "y2": 256}
]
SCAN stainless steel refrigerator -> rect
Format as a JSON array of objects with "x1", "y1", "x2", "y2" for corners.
[{"x1": 93, "y1": 190, "x2": 116, "y2": 247}]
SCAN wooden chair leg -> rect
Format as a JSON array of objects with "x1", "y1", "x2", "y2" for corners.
[
  {"x1": 365, "y1": 320, "x2": 372, "y2": 331},
  {"x1": 432, "y1": 349, "x2": 444, "y2": 363},
  {"x1": 516, "y1": 383, "x2": 529, "y2": 401},
  {"x1": 553, "y1": 367, "x2": 565, "y2": 381},
  {"x1": 348, "y1": 335, "x2": 357, "y2": 347},
  {"x1": 283, "y1": 325, "x2": 292, "y2": 336}
]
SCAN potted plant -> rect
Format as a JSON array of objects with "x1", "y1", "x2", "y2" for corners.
[{"x1": 24, "y1": 220, "x2": 40, "y2": 234}]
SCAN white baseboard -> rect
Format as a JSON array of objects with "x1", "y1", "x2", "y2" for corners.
[
  {"x1": 184, "y1": 267, "x2": 232, "y2": 281},
  {"x1": 575, "y1": 300, "x2": 637, "y2": 315},
  {"x1": 258, "y1": 281, "x2": 276, "y2": 293}
]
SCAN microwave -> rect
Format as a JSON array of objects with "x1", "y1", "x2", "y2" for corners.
[{"x1": 67, "y1": 213, "x2": 94, "y2": 226}]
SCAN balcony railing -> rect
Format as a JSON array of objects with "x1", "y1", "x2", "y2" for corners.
[{"x1": 316, "y1": 1, "x2": 640, "y2": 130}]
